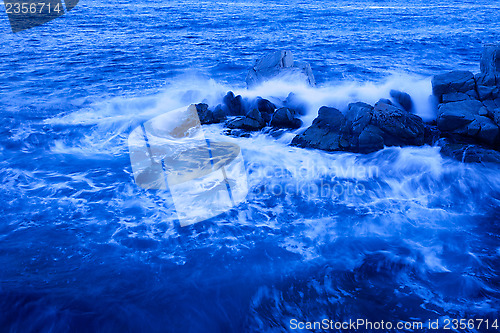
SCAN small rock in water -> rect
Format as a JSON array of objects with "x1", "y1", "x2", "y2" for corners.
[
  {"x1": 246, "y1": 50, "x2": 316, "y2": 88},
  {"x1": 196, "y1": 103, "x2": 226, "y2": 124},
  {"x1": 253, "y1": 97, "x2": 276, "y2": 123},
  {"x1": 223, "y1": 91, "x2": 246, "y2": 116},
  {"x1": 390, "y1": 89, "x2": 414, "y2": 112}
]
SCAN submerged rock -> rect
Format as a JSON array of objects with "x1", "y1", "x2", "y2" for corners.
[{"x1": 246, "y1": 50, "x2": 316, "y2": 88}]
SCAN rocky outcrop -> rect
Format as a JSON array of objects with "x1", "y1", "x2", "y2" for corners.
[
  {"x1": 291, "y1": 106, "x2": 349, "y2": 151},
  {"x1": 194, "y1": 46, "x2": 500, "y2": 163},
  {"x1": 246, "y1": 51, "x2": 316, "y2": 88},
  {"x1": 432, "y1": 49, "x2": 500, "y2": 149},
  {"x1": 198, "y1": 93, "x2": 302, "y2": 136},
  {"x1": 291, "y1": 100, "x2": 425, "y2": 153},
  {"x1": 431, "y1": 71, "x2": 477, "y2": 103}
]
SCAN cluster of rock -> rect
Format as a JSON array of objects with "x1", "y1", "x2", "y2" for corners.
[
  {"x1": 193, "y1": 47, "x2": 500, "y2": 162},
  {"x1": 195, "y1": 91, "x2": 302, "y2": 137},
  {"x1": 291, "y1": 99, "x2": 426, "y2": 153},
  {"x1": 433, "y1": 50, "x2": 500, "y2": 148}
]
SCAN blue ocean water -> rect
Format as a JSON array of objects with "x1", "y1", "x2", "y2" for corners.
[{"x1": 1, "y1": 0, "x2": 500, "y2": 332}]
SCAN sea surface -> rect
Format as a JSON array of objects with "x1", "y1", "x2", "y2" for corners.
[{"x1": 1, "y1": 0, "x2": 500, "y2": 332}]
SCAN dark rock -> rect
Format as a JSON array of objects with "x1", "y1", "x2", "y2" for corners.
[
  {"x1": 358, "y1": 125, "x2": 385, "y2": 153},
  {"x1": 196, "y1": 103, "x2": 226, "y2": 124},
  {"x1": 371, "y1": 101, "x2": 425, "y2": 146},
  {"x1": 378, "y1": 98, "x2": 393, "y2": 106},
  {"x1": 476, "y1": 117, "x2": 499, "y2": 145},
  {"x1": 482, "y1": 99, "x2": 500, "y2": 113},
  {"x1": 254, "y1": 97, "x2": 276, "y2": 123},
  {"x1": 437, "y1": 100, "x2": 500, "y2": 146},
  {"x1": 225, "y1": 108, "x2": 266, "y2": 132},
  {"x1": 246, "y1": 50, "x2": 316, "y2": 88},
  {"x1": 256, "y1": 98, "x2": 276, "y2": 114},
  {"x1": 477, "y1": 85, "x2": 500, "y2": 101},
  {"x1": 222, "y1": 129, "x2": 252, "y2": 138},
  {"x1": 291, "y1": 101, "x2": 424, "y2": 154},
  {"x1": 270, "y1": 107, "x2": 302, "y2": 129},
  {"x1": 480, "y1": 45, "x2": 500, "y2": 75},
  {"x1": 437, "y1": 100, "x2": 483, "y2": 131},
  {"x1": 195, "y1": 103, "x2": 211, "y2": 124},
  {"x1": 475, "y1": 73, "x2": 498, "y2": 86},
  {"x1": 390, "y1": 90, "x2": 414, "y2": 112},
  {"x1": 225, "y1": 117, "x2": 264, "y2": 132},
  {"x1": 291, "y1": 107, "x2": 346, "y2": 151},
  {"x1": 247, "y1": 108, "x2": 265, "y2": 125},
  {"x1": 225, "y1": 107, "x2": 266, "y2": 132},
  {"x1": 424, "y1": 124, "x2": 441, "y2": 146},
  {"x1": 432, "y1": 71, "x2": 475, "y2": 102},
  {"x1": 212, "y1": 105, "x2": 228, "y2": 123},
  {"x1": 345, "y1": 102, "x2": 373, "y2": 136},
  {"x1": 442, "y1": 92, "x2": 472, "y2": 103},
  {"x1": 223, "y1": 91, "x2": 245, "y2": 116}
]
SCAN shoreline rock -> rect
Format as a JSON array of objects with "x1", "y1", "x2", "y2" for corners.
[
  {"x1": 291, "y1": 100, "x2": 425, "y2": 153},
  {"x1": 431, "y1": 48, "x2": 500, "y2": 150},
  {"x1": 193, "y1": 46, "x2": 500, "y2": 164}
]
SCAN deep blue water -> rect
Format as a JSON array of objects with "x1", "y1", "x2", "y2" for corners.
[{"x1": 1, "y1": 0, "x2": 500, "y2": 332}]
